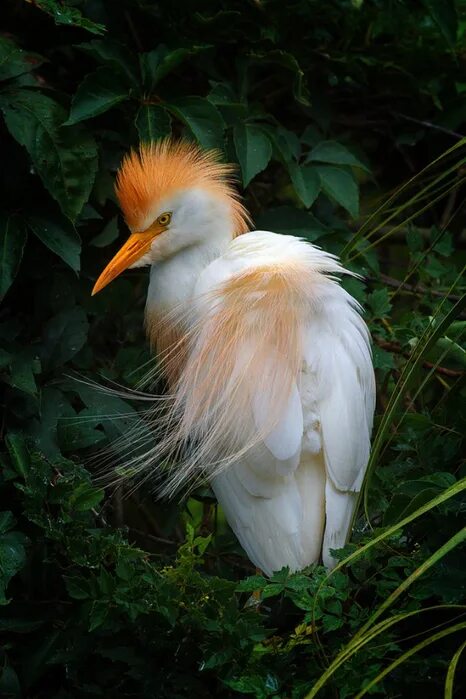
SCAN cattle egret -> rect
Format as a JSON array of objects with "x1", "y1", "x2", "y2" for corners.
[{"x1": 92, "y1": 140, "x2": 376, "y2": 574}]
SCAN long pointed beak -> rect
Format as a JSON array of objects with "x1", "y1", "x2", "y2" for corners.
[{"x1": 92, "y1": 225, "x2": 164, "y2": 296}]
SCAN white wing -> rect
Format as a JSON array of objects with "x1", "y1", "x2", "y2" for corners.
[
  {"x1": 303, "y1": 290, "x2": 375, "y2": 567},
  {"x1": 181, "y1": 231, "x2": 375, "y2": 574}
]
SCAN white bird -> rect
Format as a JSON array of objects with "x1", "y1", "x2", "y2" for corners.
[{"x1": 92, "y1": 140, "x2": 376, "y2": 574}]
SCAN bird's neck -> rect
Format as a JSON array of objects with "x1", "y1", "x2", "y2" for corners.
[{"x1": 144, "y1": 238, "x2": 229, "y2": 380}]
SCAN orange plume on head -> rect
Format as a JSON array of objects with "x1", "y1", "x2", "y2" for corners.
[{"x1": 115, "y1": 139, "x2": 251, "y2": 235}]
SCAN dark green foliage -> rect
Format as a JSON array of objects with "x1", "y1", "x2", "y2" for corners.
[{"x1": 0, "y1": 1, "x2": 465, "y2": 697}]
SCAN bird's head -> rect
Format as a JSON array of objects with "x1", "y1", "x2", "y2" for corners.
[{"x1": 92, "y1": 139, "x2": 250, "y2": 295}]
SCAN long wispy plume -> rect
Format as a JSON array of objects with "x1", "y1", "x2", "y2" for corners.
[{"x1": 87, "y1": 241, "x2": 356, "y2": 498}]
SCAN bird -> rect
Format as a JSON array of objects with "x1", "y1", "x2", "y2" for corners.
[{"x1": 92, "y1": 139, "x2": 376, "y2": 575}]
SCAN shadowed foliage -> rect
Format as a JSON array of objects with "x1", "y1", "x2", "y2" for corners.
[{"x1": 0, "y1": 1, "x2": 465, "y2": 697}]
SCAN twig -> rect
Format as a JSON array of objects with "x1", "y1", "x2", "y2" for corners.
[
  {"x1": 376, "y1": 339, "x2": 463, "y2": 378},
  {"x1": 129, "y1": 527, "x2": 178, "y2": 547},
  {"x1": 393, "y1": 112, "x2": 465, "y2": 140},
  {"x1": 369, "y1": 273, "x2": 463, "y2": 302}
]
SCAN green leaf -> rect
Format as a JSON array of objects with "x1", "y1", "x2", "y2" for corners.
[
  {"x1": 34, "y1": 0, "x2": 105, "y2": 35},
  {"x1": 135, "y1": 104, "x2": 172, "y2": 143},
  {"x1": 368, "y1": 288, "x2": 392, "y2": 318},
  {"x1": 0, "y1": 37, "x2": 44, "y2": 81},
  {"x1": 64, "y1": 380, "x2": 149, "y2": 444},
  {"x1": 288, "y1": 163, "x2": 320, "y2": 208},
  {"x1": 41, "y1": 307, "x2": 89, "y2": 368},
  {"x1": 66, "y1": 67, "x2": 130, "y2": 125},
  {"x1": 58, "y1": 408, "x2": 106, "y2": 451},
  {"x1": 5, "y1": 433, "x2": 30, "y2": 479},
  {"x1": 69, "y1": 482, "x2": 104, "y2": 512},
  {"x1": 372, "y1": 346, "x2": 395, "y2": 376},
  {"x1": 28, "y1": 215, "x2": 81, "y2": 272},
  {"x1": 433, "y1": 336, "x2": 466, "y2": 370},
  {"x1": 78, "y1": 39, "x2": 138, "y2": 83},
  {"x1": 89, "y1": 600, "x2": 109, "y2": 631},
  {"x1": 251, "y1": 50, "x2": 310, "y2": 105},
  {"x1": 315, "y1": 165, "x2": 359, "y2": 218},
  {"x1": 0, "y1": 530, "x2": 27, "y2": 605},
  {"x1": 0, "y1": 512, "x2": 15, "y2": 535},
  {"x1": 422, "y1": 0, "x2": 457, "y2": 47},
  {"x1": 10, "y1": 351, "x2": 38, "y2": 395},
  {"x1": 65, "y1": 576, "x2": 91, "y2": 600},
  {"x1": 236, "y1": 575, "x2": 267, "y2": 592},
  {"x1": 0, "y1": 665, "x2": 21, "y2": 697},
  {"x1": 140, "y1": 46, "x2": 210, "y2": 90},
  {"x1": 307, "y1": 141, "x2": 369, "y2": 172},
  {"x1": 90, "y1": 216, "x2": 120, "y2": 248},
  {"x1": 260, "y1": 124, "x2": 300, "y2": 163},
  {"x1": 28, "y1": 387, "x2": 67, "y2": 459},
  {"x1": 233, "y1": 124, "x2": 272, "y2": 186},
  {"x1": 1, "y1": 90, "x2": 98, "y2": 221},
  {"x1": 167, "y1": 96, "x2": 224, "y2": 149},
  {"x1": 0, "y1": 213, "x2": 27, "y2": 301}
]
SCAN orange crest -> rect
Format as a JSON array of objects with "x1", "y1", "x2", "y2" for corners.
[{"x1": 115, "y1": 139, "x2": 251, "y2": 235}]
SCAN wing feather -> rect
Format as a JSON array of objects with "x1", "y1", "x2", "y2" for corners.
[
  {"x1": 303, "y1": 291, "x2": 375, "y2": 564},
  {"x1": 143, "y1": 231, "x2": 374, "y2": 572}
]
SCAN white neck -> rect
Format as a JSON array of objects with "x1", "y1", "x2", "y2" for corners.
[{"x1": 145, "y1": 238, "x2": 229, "y2": 321}]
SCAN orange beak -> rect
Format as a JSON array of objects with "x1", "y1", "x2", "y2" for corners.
[{"x1": 92, "y1": 223, "x2": 166, "y2": 296}]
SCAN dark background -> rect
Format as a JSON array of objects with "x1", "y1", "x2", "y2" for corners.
[{"x1": 0, "y1": 1, "x2": 465, "y2": 697}]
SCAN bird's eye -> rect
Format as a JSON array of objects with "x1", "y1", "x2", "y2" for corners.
[{"x1": 157, "y1": 212, "x2": 172, "y2": 226}]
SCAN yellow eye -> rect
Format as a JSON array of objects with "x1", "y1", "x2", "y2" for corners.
[{"x1": 157, "y1": 212, "x2": 172, "y2": 226}]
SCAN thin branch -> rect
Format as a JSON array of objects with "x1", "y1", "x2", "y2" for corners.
[
  {"x1": 376, "y1": 339, "x2": 464, "y2": 378},
  {"x1": 129, "y1": 527, "x2": 178, "y2": 547},
  {"x1": 394, "y1": 112, "x2": 465, "y2": 140},
  {"x1": 369, "y1": 273, "x2": 463, "y2": 302}
]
